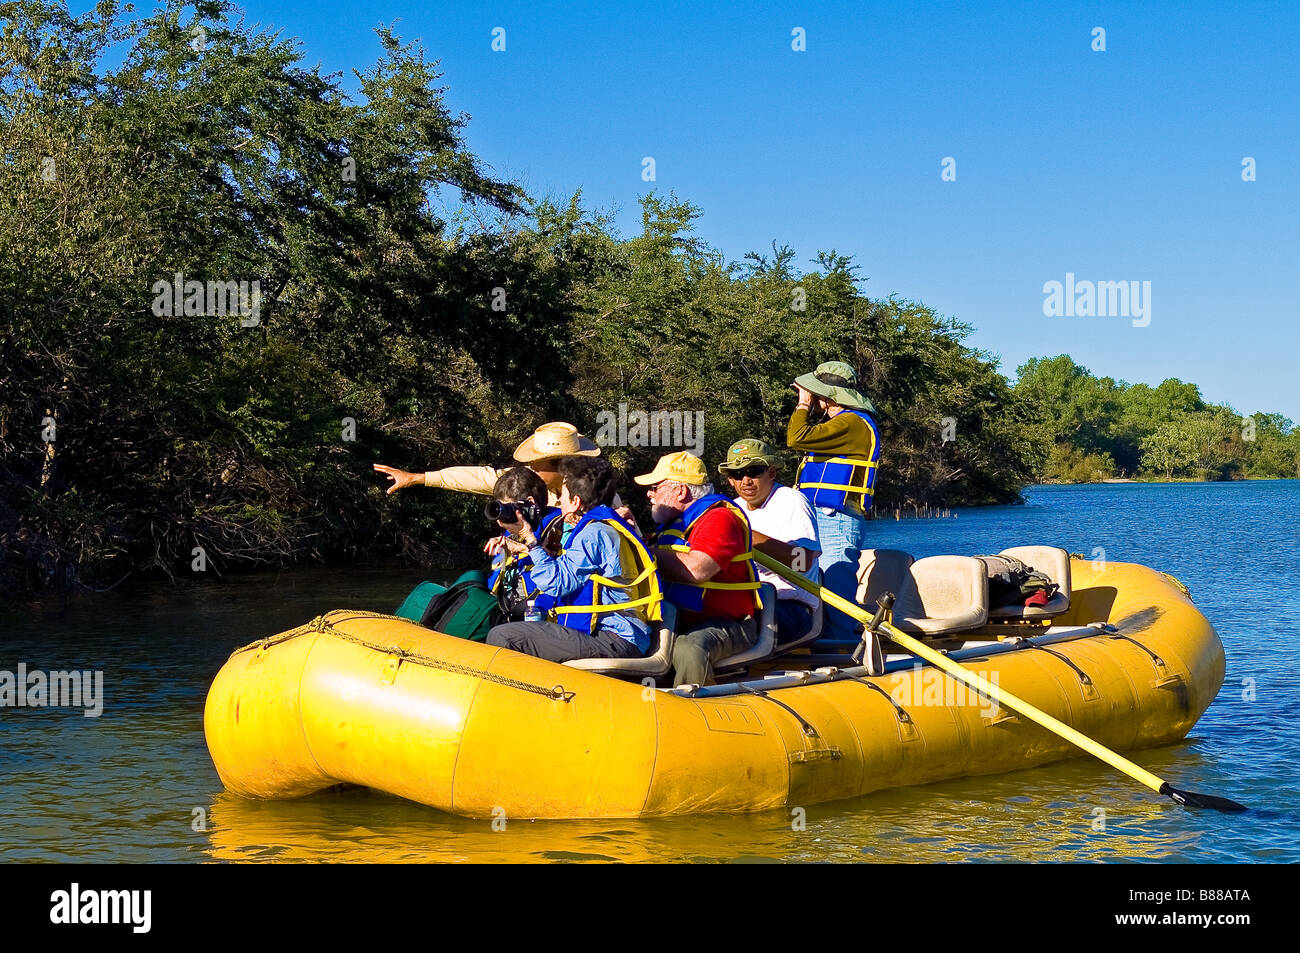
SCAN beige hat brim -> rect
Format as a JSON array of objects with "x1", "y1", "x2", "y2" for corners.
[
  {"x1": 794, "y1": 372, "x2": 876, "y2": 414},
  {"x1": 633, "y1": 463, "x2": 706, "y2": 486},
  {"x1": 513, "y1": 434, "x2": 602, "y2": 463},
  {"x1": 633, "y1": 464, "x2": 670, "y2": 485}
]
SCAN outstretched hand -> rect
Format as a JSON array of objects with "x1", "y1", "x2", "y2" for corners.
[{"x1": 373, "y1": 463, "x2": 422, "y2": 495}]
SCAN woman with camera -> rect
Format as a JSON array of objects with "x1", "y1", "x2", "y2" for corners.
[
  {"x1": 483, "y1": 467, "x2": 566, "y2": 621},
  {"x1": 485, "y1": 457, "x2": 658, "y2": 662}
]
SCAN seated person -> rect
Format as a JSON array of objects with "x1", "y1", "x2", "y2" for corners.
[
  {"x1": 483, "y1": 467, "x2": 566, "y2": 620},
  {"x1": 634, "y1": 451, "x2": 763, "y2": 687},
  {"x1": 719, "y1": 438, "x2": 821, "y2": 646},
  {"x1": 486, "y1": 457, "x2": 655, "y2": 662}
]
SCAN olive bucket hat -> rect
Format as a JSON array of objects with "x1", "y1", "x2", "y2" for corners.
[
  {"x1": 794, "y1": 361, "x2": 876, "y2": 414},
  {"x1": 718, "y1": 438, "x2": 778, "y2": 474}
]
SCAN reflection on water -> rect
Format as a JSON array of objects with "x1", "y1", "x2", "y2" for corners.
[
  {"x1": 202, "y1": 764, "x2": 1208, "y2": 864},
  {"x1": 4, "y1": 482, "x2": 1300, "y2": 862}
]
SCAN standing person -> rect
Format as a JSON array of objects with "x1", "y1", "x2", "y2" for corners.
[
  {"x1": 485, "y1": 457, "x2": 658, "y2": 662},
  {"x1": 787, "y1": 361, "x2": 882, "y2": 643},
  {"x1": 718, "y1": 439, "x2": 821, "y2": 646},
  {"x1": 634, "y1": 451, "x2": 763, "y2": 687},
  {"x1": 373, "y1": 421, "x2": 602, "y2": 506}
]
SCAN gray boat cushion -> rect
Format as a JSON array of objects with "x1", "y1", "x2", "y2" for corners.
[
  {"x1": 565, "y1": 601, "x2": 678, "y2": 677},
  {"x1": 987, "y1": 546, "x2": 1072, "y2": 620},
  {"x1": 856, "y1": 549, "x2": 915, "y2": 611},
  {"x1": 892, "y1": 555, "x2": 989, "y2": 635},
  {"x1": 713, "y1": 583, "x2": 779, "y2": 671}
]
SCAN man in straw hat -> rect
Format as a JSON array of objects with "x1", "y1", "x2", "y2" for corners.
[
  {"x1": 635, "y1": 451, "x2": 763, "y2": 687},
  {"x1": 374, "y1": 422, "x2": 604, "y2": 507},
  {"x1": 787, "y1": 361, "x2": 883, "y2": 643}
]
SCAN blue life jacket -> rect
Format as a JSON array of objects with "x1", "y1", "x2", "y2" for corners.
[
  {"x1": 486, "y1": 507, "x2": 563, "y2": 600},
  {"x1": 794, "y1": 409, "x2": 882, "y2": 512},
  {"x1": 651, "y1": 494, "x2": 763, "y2": 615},
  {"x1": 530, "y1": 505, "x2": 663, "y2": 635}
]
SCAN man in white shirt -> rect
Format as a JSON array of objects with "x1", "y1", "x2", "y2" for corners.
[{"x1": 719, "y1": 438, "x2": 822, "y2": 646}]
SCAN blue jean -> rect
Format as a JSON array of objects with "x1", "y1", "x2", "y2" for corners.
[
  {"x1": 775, "y1": 599, "x2": 815, "y2": 646},
  {"x1": 814, "y1": 507, "x2": 869, "y2": 642}
]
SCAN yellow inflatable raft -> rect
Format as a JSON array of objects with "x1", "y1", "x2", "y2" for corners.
[{"x1": 204, "y1": 558, "x2": 1224, "y2": 818}]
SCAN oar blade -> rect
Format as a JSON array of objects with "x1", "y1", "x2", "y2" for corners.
[{"x1": 1160, "y1": 782, "x2": 1248, "y2": 813}]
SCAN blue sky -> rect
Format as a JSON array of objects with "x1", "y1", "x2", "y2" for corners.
[{"x1": 145, "y1": 1, "x2": 1300, "y2": 418}]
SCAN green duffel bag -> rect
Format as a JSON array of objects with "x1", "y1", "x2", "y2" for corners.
[{"x1": 394, "y1": 571, "x2": 499, "y2": 641}]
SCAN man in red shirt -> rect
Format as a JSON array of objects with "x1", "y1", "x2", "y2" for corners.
[{"x1": 635, "y1": 452, "x2": 762, "y2": 686}]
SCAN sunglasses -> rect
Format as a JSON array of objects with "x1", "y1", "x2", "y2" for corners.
[{"x1": 726, "y1": 464, "x2": 772, "y2": 480}]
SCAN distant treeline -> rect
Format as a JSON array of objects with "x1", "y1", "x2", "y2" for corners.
[
  {"x1": 1015, "y1": 356, "x2": 1300, "y2": 483},
  {"x1": 2, "y1": 2, "x2": 1295, "y2": 597}
]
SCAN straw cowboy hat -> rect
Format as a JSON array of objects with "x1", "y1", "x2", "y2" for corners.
[
  {"x1": 512, "y1": 422, "x2": 602, "y2": 464},
  {"x1": 794, "y1": 361, "x2": 877, "y2": 414}
]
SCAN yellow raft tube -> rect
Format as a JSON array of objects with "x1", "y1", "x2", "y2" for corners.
[{"x1": 204, "y1": 559, "x2": 1224, "y2": 819}]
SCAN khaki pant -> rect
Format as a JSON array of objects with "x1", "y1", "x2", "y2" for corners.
[{"x1": 671, "y1": 616, "x2": 758, "y2": 687}]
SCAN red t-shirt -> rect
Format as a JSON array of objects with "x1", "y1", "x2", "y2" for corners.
[{"x1": 681, "y1": 507, "x2": 757, "y2": 623}]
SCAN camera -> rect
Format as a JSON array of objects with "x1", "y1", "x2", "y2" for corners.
[{"x1": 484, "y1": 498, "x2": 543, "y2": 526}]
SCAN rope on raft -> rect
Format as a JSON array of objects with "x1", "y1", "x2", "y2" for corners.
[{"x1": 228, "y1": 610, "x2": 576, "y2": 703}]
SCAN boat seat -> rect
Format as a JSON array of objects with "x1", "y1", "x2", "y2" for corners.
[
  {"x1": 712, "y1": 583, "x2": 779, "y2": 673},
  {"x1": 857, "y1": 549, "x2": 915, "y2": 611},
  {"x1": 987, "y1": 546, "x2": 1072, "y2": 620},
  {"x1": 891, "y1": 555, "x2": 989, "y2": 635},
  {"x1": 564, "y1": 602, "x2": 678, "y2": 678},
  {"x1": 771, "y1": 597, "x2": 824, "y2": 656}
]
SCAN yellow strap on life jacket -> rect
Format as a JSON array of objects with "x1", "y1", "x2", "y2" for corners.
[
  {"x1": 796, "y1": 454, "x2": 878, "y2": 492},
  {"x1": 551, "y1": 518, "x2": 663, "y2": 627},
  {"x1": 656, "y1": 543, "x2": 763, "y2": 604},
  {"x1": 660, "y1": 542, "x2": 753, "y2": 563},
  {"x1": 489, "y1": 551, "x2": 521, "y2": 594}
]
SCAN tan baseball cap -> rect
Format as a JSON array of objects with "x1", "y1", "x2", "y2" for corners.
[
  {"x1": 633, "y1": 451, "x2": 709, "y2": 486},
  {"x1": 513, "y1": 422, "x2": 602, "y2": 464}
]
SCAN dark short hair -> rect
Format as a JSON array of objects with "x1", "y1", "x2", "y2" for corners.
[
  {"x1": 493, "y1": 466, "x2": 547, "y2": 504},
  {"x1": 558, "y1": 456, "x2": 616, "y2": 510}
]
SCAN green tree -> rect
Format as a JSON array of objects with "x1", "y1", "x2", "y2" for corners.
[{"x1": 1139, "y1": 423, "x2": 1199, "y2": 479}]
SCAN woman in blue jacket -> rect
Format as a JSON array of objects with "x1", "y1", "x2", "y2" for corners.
[{"x1": 486, "y1": 457, "x2": 660, "y2": 662}]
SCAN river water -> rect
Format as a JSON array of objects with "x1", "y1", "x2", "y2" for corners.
[{"x1": 2, "y1": 481, "x2": 1297, "y2": 862}]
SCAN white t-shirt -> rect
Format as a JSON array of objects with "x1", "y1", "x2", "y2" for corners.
[{"x1": 733, "y1": 483, "x2": 821, "y2": 609}]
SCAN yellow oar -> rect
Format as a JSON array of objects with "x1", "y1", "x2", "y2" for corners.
[{"x1": 752, "y1": 550, "x2": 1245, "y2": 812}]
